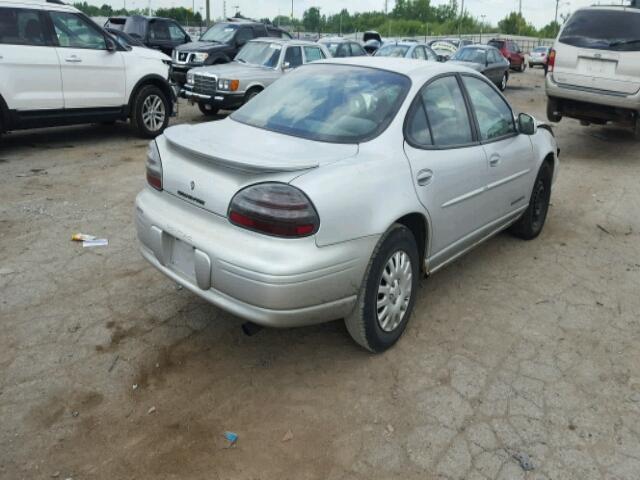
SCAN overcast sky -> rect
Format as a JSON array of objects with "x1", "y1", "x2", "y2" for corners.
[{"x1": 98, "y1": 0, "x2": 587, "y2": 29}]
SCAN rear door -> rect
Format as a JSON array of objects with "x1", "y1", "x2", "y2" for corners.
[
  {"x1": 50, "y1": 10, "x2": 125, "y2": 108},
  {"x1": 553, "y1": 9, "x2": 640, "y2": 95},
  {"x1": 0, "y1": 6, "x2": 63, "y2": 111},
  {"x1": 462, "y1": 74, "x2": 535, "y2": 220},
  {"x1": 403, "y1": 75, "x2": 491, "y2": 266}
]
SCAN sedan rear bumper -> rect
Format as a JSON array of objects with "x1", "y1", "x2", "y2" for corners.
[{"x1": 135, "y1": 188, "x2": 379, "y2": 328}]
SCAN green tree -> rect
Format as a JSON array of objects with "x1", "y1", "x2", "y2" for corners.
[
  {"x1": 302, "y1": 7, "x2": 322, "y2": 32},
  {"x1": 498, "y1": 12, "x2": 537, "y2": 36},
  {"x1": 539, "y1": 20, "x2": 560, "y2": 38}
]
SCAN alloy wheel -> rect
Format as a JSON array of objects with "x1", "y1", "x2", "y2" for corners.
[{"x1": 142, "y1": 94, "x2": 166, "y2": 133}]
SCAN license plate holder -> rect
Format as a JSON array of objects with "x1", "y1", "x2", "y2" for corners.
[{"x1": 169, "y1": 238, "x2": 196, "y2": 280}]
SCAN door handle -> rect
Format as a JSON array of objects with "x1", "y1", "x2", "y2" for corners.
[
  {"x1": 489, "y1": 155, "x2": 501, "y2": 167},
  {"x1": 65, "y1": 56, "x2": 82, "y2": 63},
  {"x1": 416, "y1": 169, "x2": 433, "y2": 186}
]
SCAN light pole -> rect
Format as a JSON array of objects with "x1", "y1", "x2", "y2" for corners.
[
  {"x1": 480, "y1": 14, "x2": 486, "y2": 43},
  {"x1": 554, "y1": 1, "x2": 570, "y2": 33}
]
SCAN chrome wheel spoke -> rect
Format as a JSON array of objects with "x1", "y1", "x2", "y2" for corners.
[{"x1": 376, "y1": 249, "x2": 413, "y2": 333}]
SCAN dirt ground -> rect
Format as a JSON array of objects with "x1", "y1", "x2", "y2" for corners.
[{"x1": 1, "y1": 67, "x2": 639, "y2": 480}]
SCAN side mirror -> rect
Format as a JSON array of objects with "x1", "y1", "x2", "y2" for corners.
[
  {"x1": 185, "y1": 35, "x2": 191, "y2": 43},
  {"x1": 282, "y1": 61, "x2": 291, "y2": 71},
  {"x1": 518, "y1": 113, "x2": 537, "y2": 135},
  {"x1": 106, "y1": 37, "x2": 117, "y2": 52}
]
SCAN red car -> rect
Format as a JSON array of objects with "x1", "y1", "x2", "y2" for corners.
[{"x1": 488, "y1": 39, "x2": 527, "y2": 72}]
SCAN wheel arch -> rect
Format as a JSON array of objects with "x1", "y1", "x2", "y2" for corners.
[
  {"x1": 0, "y1": 93, "x2": 8, "y2": 132},
  {"x1": 128, "y1": 75, "x2": 174, "y2": 117},
  {"x1": 393, "y1": 212, "x2": 429, "y2": 273}
]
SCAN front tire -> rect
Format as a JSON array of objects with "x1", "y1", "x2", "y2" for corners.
[
  {"x1": 345, "y1": 224, "x2": 419, "y2": 353},
  {"x1": 509, "y1": 162, "x2": 552, "y2": 240},
  {"x1": 130, "y1": 85, "x2": 169, "y2": 138},
  {"x1": 499, "y1": 73, "x2": 508, "y2": 91},
  {"x1": 198, "y1": 102, "x2": 219, "y2": 116}
]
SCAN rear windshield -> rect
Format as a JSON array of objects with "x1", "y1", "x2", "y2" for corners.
[
  {"x1": 452, "y1": 47, "x2": 487, "y2": 63},
  {"x1": 231, "y1": 64, "x2": 411, "y2": 144},
  {"x1": 375, "y1": 44, "x2": 410, "y2": 57},
  {"x1": 559, "y1": 10, "x2": 640, "y2": 51},
  {"x1": 533, "y1": 47, "x2": 548, "y2": 52},
  {"x1": 488, "y1": 40, "x2": 504, "y2": 48}
]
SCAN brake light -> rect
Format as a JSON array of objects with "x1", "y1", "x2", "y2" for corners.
[
  {"x1": 146, "y1": 141, "x2": 162, "y2": 191},
  {"x1": 228, "y1": 183, "x2": 319, "y2": 238},
  {"x1": 548, "y1": 49, "x2": 556, "y2": 72}
]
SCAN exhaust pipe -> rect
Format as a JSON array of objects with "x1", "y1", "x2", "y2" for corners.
[{"x1": 241, "y1": 322, "x2": 263, "y2": 336}]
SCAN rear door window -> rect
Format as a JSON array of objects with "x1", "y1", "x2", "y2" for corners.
[
  {"x1": 0, "y1": 7, "x2": 49, "y2": 46},
  {"x1": 350, "y1": 43, "x2": 366, "y2": 56},
  {"x1": 560, "y1": 10, "x2": 640, "y2": 51}
]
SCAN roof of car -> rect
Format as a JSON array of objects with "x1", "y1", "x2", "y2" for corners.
[
  {"x1": 250, "y1": 37, "x2": 319, "y2": 46},
  {"x1": 319, "y1": 37, "x2": 353, "y2": 43},
  {"x1": 315, "y1": 56, "x2": 478, "y2": 78},
  {"x1": 459, "y1": 44, "x2": 497, "y2": 50}
]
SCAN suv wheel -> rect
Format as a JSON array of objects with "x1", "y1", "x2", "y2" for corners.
[
  {"x1": 345, "y1": 224, "x2": 419, "y2": 353},
  {"x1": 198, "y1": 102, "x2": 219, "y2": 116},
  {"x1": 547, "y1": 98, "x2": 562, "y2": 123},
  {"x1": 131, "y1": 85, "x2": 169, "y2": 138}
]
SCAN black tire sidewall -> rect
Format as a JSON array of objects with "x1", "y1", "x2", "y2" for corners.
[
  {"x1": 513, "y1": 162, "x2": 552, "y2": 239},
  {"x1": 133, "y1": 86, "x2": 169, "y2": 138},
  {"x1": 361, "y1": 226, "x2": 419, "y2": 353},
  {"x1": 198, "y1": 102, "x2": 219, "y2": 116}
]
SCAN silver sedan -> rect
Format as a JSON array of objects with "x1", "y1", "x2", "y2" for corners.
[{"x1": 136, "y1": 57, "x2": 559, "y2": 352}]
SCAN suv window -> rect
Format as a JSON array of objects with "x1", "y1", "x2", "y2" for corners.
[
  {"x1": 408, "y1": 76, "x2": 473, "y2": 147},
  {"x1": 303, "y1": 46, "x2": 324, "y2": 62},
  {"x1": 284, "y1": 46, "x2": 303, "y2": 67},
  {"x1": 463, "y1": 76, "x2": 515, "y2": 141},
  {"x1": 559, "y1": 10, "x2": 640, "y2": 51},
  {"x1": 235, "y1": 27, "x2": 253, "y2": 47},
  {"x1": 50, "y1": 12, "x2": 106, "y2": 49},
  {"x1": 0, "y1": 7, "x2": 48, "y2": 46}
]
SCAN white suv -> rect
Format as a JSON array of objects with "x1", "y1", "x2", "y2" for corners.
[
  {"x1": 546, "y1": 4, "x2": 640, "y2": 138},
  {"x1": 0, "y1": 0, "x2": 176, "y2": 138}
]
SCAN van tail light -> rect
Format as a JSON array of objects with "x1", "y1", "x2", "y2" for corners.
[
  {"x1": 229, "y1": 183, "x2": 319, "y2": 238},
  {"x1": 548, "y1": 49, "x2": 556, "y2": 72},
  {"x1": 146, "y1": 140, "x2": 163, "y2": 191}
]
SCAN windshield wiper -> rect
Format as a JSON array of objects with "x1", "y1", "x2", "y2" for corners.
[{"x1": 609, "y1": 39, "x2": 640, "y2": 47}]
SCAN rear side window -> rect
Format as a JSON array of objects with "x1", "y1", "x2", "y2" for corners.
[
  {"x1": 0, "y1": 7, "x2": 49, "y2": 46},
  {"x1": 560, "y1": 10, "x2": 640, "y2": 51},
  {"x1": 350, "y1": 43, "x2": 366, "y2": 56}
]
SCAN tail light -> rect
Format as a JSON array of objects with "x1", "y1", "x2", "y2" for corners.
[
  {"x1": 548, "y1": 49, "x2": 556, "y2": 72},
  {"x1": 228, "y1": 183, "x2": 319, "y2": 238},
  {"x1": 146, "y1": 141, "x2": 162, "y2": 191}
]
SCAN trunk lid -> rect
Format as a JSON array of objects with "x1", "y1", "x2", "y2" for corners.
[{"x1": 159, "y1": 120, "x2": 358, "y2": 217}]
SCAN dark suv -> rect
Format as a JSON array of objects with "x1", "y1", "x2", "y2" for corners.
[
  {"x1": 104, "y1": 15, "x2": 191, "y2": 56},
  {"x1": 170, "y1": 20, "x2": 292, "y2": 85},
  {"x1": 488, "y1": 39, "x2": 527, "y2": 71}
]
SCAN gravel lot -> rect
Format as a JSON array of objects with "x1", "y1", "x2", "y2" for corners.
[{"x1": 1, "y1": 67, "x2": 639, "y2": 480}]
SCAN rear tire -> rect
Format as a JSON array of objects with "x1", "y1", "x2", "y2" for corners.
[
  {"x1": 198, "y1": 102, "x2": 219, "y2": 116},
  {"x1": 547, "y1": 98, "x2": 561, "y2": 123},
  {"x1": 130, "y1": 85, "x2": 169, "y2": 139},
  {"x1": 509, "y1": 162, "x2": 552, "y2": 240},
  {"x1": 345, "y1": 224, "x2": 419, "y2": 353}
]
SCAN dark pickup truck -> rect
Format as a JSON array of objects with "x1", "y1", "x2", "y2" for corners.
[{"x1": 170, "y1": 19, "x2": 292, "y2": 86}]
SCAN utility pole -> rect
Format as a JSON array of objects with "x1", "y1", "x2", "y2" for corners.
[
  {"x1": 459, "y1": 0, "x2": 465, "y2": 38},
  {"x1": 480, "y1": 14, "x2": 486, "y2": 42},
  {"x1": 339, "y1": 10, "x2": 343, "y2": 36},
  {"x1": 519, "y1": 0, "x2": 522, "y2": 15},
  {"x1": 205, "y1": 0, "x2": 210, "y2": 26}
]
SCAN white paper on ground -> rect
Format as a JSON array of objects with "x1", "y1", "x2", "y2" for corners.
[{"x1": 83, "y1": 239, "x2": 108, "y2": 248}]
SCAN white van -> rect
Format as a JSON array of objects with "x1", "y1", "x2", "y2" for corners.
[{"x1": 545, "y1": 5, "x2": 640, "y2": 138}]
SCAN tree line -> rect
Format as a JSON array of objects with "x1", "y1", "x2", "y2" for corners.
[{"x1": 74, "y1": 0, "x2": 562, "y2": 38}]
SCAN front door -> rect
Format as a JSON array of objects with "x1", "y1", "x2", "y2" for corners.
[
  {"x1": 49, "y1": 11, "x2": 125, "y2": 108},
  {"x1": 0, "y1": 6, "x2": 63, "y2": 111},
  {"x1": 403, "y1": 75, "x2": 490, "y2": 268},
  {"x1": 461, "y1": 74, "x2": 535, "y2": 220}
]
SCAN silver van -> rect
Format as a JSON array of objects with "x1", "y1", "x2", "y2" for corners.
[{"x1": 545, "y1": 5, "x2": 640, "y2": 138}]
